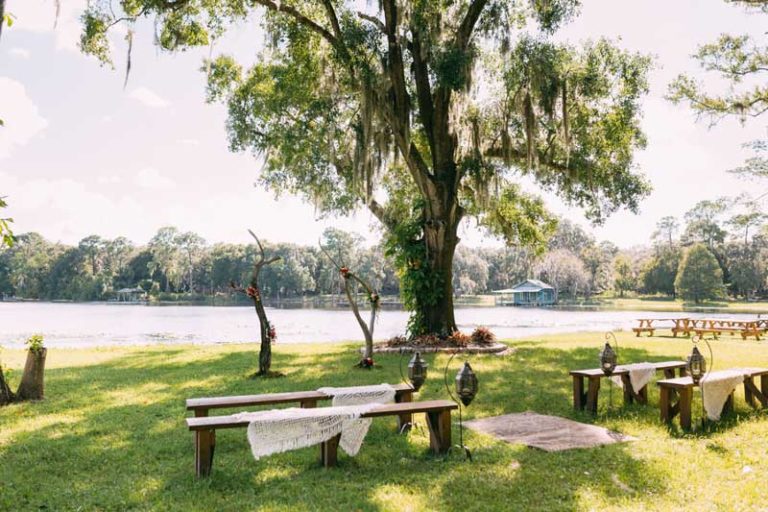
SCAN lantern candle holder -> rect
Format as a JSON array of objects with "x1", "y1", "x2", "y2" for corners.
[
  {"x1": 399, "y1": 349, "x2": 429, "y2": 433},
  {"x1": 600, "y1": 332, "x2": 619, "y2": 376},
  {"x1": 687, "y1": 335, "x2": 712, "y2": 386},
  {"x1": 443, "y1": 350, "x2": 478, "y2": 461}
]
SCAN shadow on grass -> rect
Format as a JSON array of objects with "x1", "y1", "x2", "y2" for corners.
[{"x1": 0, "y1": 342, "x2": 735, "y2": 510}]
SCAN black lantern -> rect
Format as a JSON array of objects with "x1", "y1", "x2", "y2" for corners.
[
  {"x1": 444, "y1": 353, "x2": 479, "y2": 461},
  {"x1": 407, "y1": 352, "x2": 428, "y2": 392},
  {"x1": 599, "y1": 342, "x2": 617, "y2": 375},
  {"x1": 455, "y1": 362, "x2": 478, "y2": 406},
  {"x1": 687, "y1": 345, "x2": 707, "y2": 385}
]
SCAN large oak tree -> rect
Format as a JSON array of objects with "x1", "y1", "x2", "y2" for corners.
[{"x1": 82, "y1": 0, "x2": 651, "y2": 335}]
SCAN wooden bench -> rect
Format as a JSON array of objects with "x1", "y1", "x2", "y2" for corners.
[
  {"x1": 187, "y1": 383, "x2": 415, "y2": 431},
  {"x1": 570, "y1": 361, "x2": 687, "y2": 414},
  {"x1": 632, "y1": 319, "x2": 656, "y2": 337},
  {"x1": 186, "y1": 399, "x2": 458, "y2": 477},
  {"x1": 657, "y1": 368, "x2": 768, "y2": 430}
]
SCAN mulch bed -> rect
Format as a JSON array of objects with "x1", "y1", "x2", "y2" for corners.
[{"x1": 372, "y1": 342, "x2": 512, "y2": 355}]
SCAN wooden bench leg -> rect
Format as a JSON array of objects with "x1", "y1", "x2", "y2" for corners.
[
  {"x1": 301, "y1": 399, "x2": 318, "y2": 408},
  {"x1": 320, "y1": 434, "x2": 341, "y2": 468},
  {"x1": 195, "y1": 429, "x2": 216, "y2": 478},
  {"x1": 679, "y1": 387, "x2": 692, "y2": 430},
  {"x1": 426, "y1": 410, "x2": 452, "y2": 454},
  {"x1": 745, "y1": 377, "x2": 756, "y2": 408},
  {"x1": 194, "y1": 408, "x2": 209, "y2": 418},
  {"x1": 396, "y1": 390, "x2": 413, "y2": 432},
  {"x1": 573, "y1": 376, "x2": 586, "y2": 410},
  {"x1": 586, "y1": 377, "x2": 600, "y2": 414},
  {"x1": 621, "y1": 374, "x2": 633, "y2": 405},
  {"x1": 722, "y1": 392, "x2": 734, "y2": 417},
  {"x1": 637, "y1": 385, "x2": 648, "y2": 405},
  {"x1": 659, "y1": 386, "x2": 672, "y2": 423}
]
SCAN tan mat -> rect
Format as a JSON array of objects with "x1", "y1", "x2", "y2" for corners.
[{"x1": 464, "y1": 411, "x2": 636, "y2": 452}]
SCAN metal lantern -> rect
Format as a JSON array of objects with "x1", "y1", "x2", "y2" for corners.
[
  {"x1": 599, "y1": 342, "x2": 617, "y2": 375},
  {"x1": 687, "y1": 345, "x2": 707, "y2": 385},
  {"x1": 455, "y1": 362, "x2": 479, "y2": 406},
  {"x1": 407, "y1": 352, "x2": 428, "y2": 392}
]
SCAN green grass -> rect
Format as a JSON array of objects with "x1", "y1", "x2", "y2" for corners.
[{"x1": 2, "y1": 332, "x2": 768, "y2": 511}]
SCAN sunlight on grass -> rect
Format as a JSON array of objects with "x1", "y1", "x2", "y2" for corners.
[{"x1": 2, "y1": 333, "x2": 768, "y2": 510}]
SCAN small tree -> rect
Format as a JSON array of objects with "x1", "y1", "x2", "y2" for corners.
[
  {"x1": 231, "y1": 230, "x2": 281, "y2": 378},
  {"x1": 320, "y1": 244, "x2": 380, "y2": 367},
  {"x1": 675, "y1": 244, "x2": 725, "y2": 303},
  {"x1": 613, "y1": 255, "x2": 637, "y2": 298}
]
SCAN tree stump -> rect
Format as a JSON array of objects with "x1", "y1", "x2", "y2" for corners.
[
  {"x1": 0, "y1": 367, "x2": 14, "y2": 405},
  {"x1": 16, "y1": 348, "x2": 47, "y2": 401}
]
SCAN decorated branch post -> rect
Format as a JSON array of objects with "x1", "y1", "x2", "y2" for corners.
[
  {"x1": 231, "y1": 230, "x2": 281, "y2": 378},
  {"x1": 16, "y1": 334, "x2": 46, "y2": 400},
  {"x1": 0, "y1": 334, "x2": 47, "y2": 406},
  {"x1": 321, "y1": 245, "x2": 380, "y2": 368}
]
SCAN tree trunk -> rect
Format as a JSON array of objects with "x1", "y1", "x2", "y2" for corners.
[
  {"x1": 0, "y1": 367, "x2": 14, "y2": 405},
  {"x1": 253, "y1": 299, "x2": 272, "y2": 376},
  {"x1": 421, "y1": 210, "x2": 460, "y2": 335},
  {"x1": 16, "y1": 348, "x2": 46, "y2": 401}
]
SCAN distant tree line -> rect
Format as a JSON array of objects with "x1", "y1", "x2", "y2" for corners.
[{"x1": 1, "y1": 198, "x2": 767, "y2": 303}]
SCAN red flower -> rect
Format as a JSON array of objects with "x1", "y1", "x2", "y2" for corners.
[
  {"x1": 246, "y1": 286, "x2": 260, "y2": 300},
  {"x1": 363, "y1": 357, "x2": 374, "y2": 368},
  {"x1": 268, "y1": 325, "x2": 277, "y2": 342},
  {"x1": 340, "y1": 267, "x2": 350, "y2": 278}
]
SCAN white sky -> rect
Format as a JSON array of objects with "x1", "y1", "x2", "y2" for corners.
[{"x1": 0, "y1": 0, "x2": 766, "y2": 248}]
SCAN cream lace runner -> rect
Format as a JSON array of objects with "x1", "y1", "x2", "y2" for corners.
[
  {"x1": 317, "y1": 384, "x2": 396, "y2": 455},
  {"x1": 609, "y1": 363, "x2": 656, "y2": 394},
  {"x1": 237, "y1": 384, "x2": 396, "y2": 461},
  {"x1": 700, "y1": 370, "x2": 745, "y2": 420}
]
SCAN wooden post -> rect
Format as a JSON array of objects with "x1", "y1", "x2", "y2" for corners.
[
  {"x1": 396, "y1": 390, "x2": 413, "y2": 432},
  {"x1": 300, "y1": 399, "x2": 318, "y2": 409},
  {"x1": 194, "y1": 408, "x2": 209, "y2": 418},
  {"x1": 320, "y1": 434, "x2": 341, "y2": 468},
  {"x1": 426, "y1": 410, "x2": 452, "y2": 454},
  {"x1": 195, "y1": 429, "x2": 216, "y2": 478},
  {"x1": 745, "y1": 377, "x2": 755, "y2": 408},
  {"x1": 722, "y1": 393, "x2": 734, "y2": 417},
  {"x1": 16, "y1": 348, "x2": 47, "y2": 401},
  {"x1": 586, "y1": 377, "x2": 601, "y2": 414},
  {"x1": 572, "y1": 376, "x2": 585, "y2": 410}
]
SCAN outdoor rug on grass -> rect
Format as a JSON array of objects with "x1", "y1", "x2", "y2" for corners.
[{"x1": 465, "y1": 412, "x2": 636, "y2": 452}]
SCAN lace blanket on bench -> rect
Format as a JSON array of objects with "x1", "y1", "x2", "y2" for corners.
[
  {"x1": 610, "y1": 363, "x2": 656, "y2": 394},
  {"x1": 237, "y1": 384, "x2": 396, "y2": 460},
  {"x1": 701, "y1": 370, "x2": 745, "y2": 421}
]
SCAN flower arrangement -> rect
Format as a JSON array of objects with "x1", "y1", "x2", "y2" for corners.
[
  {"x1": 25, "y1": 334, "x2": 45, "y2": 353},
  {"x1": 339, "y1": 266, "x2": 350, "y2": 278},
  {"x1": 361, "y1": 357, "x2": 374, "y2": 368},
  {"x1": 471, "y1": 326, "x2": 496, "y2": 346},
  {"x1": 246, "y1": 286, "x2": 261, "y2": 301}
]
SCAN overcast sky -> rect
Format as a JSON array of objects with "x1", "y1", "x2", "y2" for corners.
[{"x1": 0, "y1": 0, "x2": 766, "y2": 248}]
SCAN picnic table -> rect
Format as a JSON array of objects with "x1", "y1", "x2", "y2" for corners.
[
  {"x1": 657, "y1": 368, "x2": 768, "y2": 430},
  {"x1": 570, "y1": 361, "x2": 687, "y2": 414}
]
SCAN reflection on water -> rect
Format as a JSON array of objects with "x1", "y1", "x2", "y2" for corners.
[{"x1": 0, "y1": 302, "x2": 763, "y2": 348}]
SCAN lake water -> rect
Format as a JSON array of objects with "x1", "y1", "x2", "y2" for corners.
[{"x1": 0, "y1": 302, "x2": 764, "y2": 349}]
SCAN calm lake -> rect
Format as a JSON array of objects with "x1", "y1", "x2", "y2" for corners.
[{"x1": 0, "y1": 302, "x2": 764, "y2": 349}]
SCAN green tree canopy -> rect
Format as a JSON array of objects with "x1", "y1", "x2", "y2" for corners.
[
  {"x1": 675, "y1": 243, "x2": 725, "y2": 303},
  {"x1": 81, "y1": 0, "x2": 652, "y2": 335}
]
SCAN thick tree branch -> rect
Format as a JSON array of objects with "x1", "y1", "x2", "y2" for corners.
[
  {"x1": 456, "y1": 0, "x2": 488, "y2": 50},
  {"x1": 321, "y1": 0, "x2": 342, "y2": 39},
  {"x1": 410, "y1": 32, "x2": 435, "y2": 154},
  {"x1": 251, "y1": 0, "x2": 338, "y2": 48},
  {"x1": 357, "y1": 12, "x2": 386, "y2": 33}
]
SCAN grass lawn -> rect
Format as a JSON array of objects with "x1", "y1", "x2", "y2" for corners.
[{"x1": 1, "y1": 332, "x2": 767, "y2": 511}]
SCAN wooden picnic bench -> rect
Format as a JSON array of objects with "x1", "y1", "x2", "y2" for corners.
[
  {"x1": 632, "y1": 319, "x2": 657, "y2": 336},
  {"x1": 187, "y1": 383, "x2": 416, "y2": 431},
  {"x1": 570, "y1": 361, "x2": 687, "y2": 414},
  {"x1": 186, "y1": 399, "x2": 458, "y2": 477},
  {"x1": 657, "y1": 368, "x2": 768, "y2": 430}
]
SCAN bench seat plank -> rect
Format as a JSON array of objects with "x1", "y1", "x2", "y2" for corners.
[
  {"x1": 187, "y1": 399, "x2": 457, "y2": 431},
  {"x1": 186, "y1": 383, "x2": 414, "y2": 411},
  {"x1": 570, "y1": 361, "x2": 686, "y2": 378}
]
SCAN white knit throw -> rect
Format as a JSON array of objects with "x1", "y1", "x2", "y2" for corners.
[
  {"x1": 237, "y1": 384, "x2": 396, "y2": 460},
  {"x1": 609, "y1": 363, "x2": 656, "y2": 394},
  {"x1": 700, "y1": 370, "x2": 745, "y2": 421}
]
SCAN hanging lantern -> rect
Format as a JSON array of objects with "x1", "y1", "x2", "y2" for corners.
[
  {"x1": 455, "y1": 362, "x2": 478, "y2": 406},
  {"x1": 687, "y1": 346, "x2": 707, "y2": 385},
  {"x1": 407, "y1": 352, "x2": 428, "y2": 392},
  {"x1": 599, "y1": 342, "x2": 617, "y2": 375}
]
